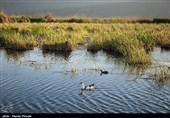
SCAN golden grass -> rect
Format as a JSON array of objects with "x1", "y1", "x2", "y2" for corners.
[{"x1": 0, "y1": 23, "x2": 169, "y2": 65}]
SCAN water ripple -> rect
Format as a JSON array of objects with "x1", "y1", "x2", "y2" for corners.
[{"x1": 1, "y1": 48, "x2": 170, "y2": 113}]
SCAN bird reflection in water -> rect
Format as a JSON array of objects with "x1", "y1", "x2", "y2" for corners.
[{"x1": 79, "y1": 89, "x2": 94, "y2": 95}]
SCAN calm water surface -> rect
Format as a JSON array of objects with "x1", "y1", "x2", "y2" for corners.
[
  {"x1": 1, "y1": 0, "x2": 170, "y2": 17},
  {"x1": 0, "y1": 47, "x2": 170, "y2": 113}
]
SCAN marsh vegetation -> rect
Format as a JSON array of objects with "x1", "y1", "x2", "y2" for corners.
[
  {"x1": 0, "y1": 12, "x2": 170, "y2": 83},
  {"x1": 1, "y1": 12, "x2": 170, "y2": 24},
  {"x1": 0, "y1": 22, "x2": 170, "y2": 65}
]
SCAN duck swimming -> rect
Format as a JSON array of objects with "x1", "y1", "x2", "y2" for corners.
[
  {"x1": 80, "y1": 82, "x2": 94, "y2": 90},
  {"x1": 100, "y1": 70, "x2": 108, "y2": 75}
]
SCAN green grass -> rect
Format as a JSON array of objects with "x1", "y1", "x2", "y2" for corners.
[{"x1": 0, "y1": 22, "x2": 170, "y2": 65}]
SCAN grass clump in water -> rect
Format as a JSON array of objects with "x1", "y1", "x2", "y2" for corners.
[
  {"x1": 70, "y1": 65, "x2": 78, "y2": 74},
  {"x1": 149, "y1": 67, "x2": 170, "y2": 84},
  {"x1": 104, "y1": 31, "x2": 152, "y2": 65},
  {"x1": 87, "y1": 31, "x2": 152, "y2": 65}
]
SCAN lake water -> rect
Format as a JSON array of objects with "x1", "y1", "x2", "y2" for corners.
[
  {"x1": 1, "y1": 0, "x2": 170, "y2": 113},
  {"x1": 1, "y1": 0, "x2": 170, "y2": 17},
  {"x1": 1, "y1": 47, "x2": 170, "y2": 113}
]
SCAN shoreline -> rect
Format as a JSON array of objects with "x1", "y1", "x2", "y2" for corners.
[{"x1": 1, "y1": 12, "x2": 170, "y2": 24}]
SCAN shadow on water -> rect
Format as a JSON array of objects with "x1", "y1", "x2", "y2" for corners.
[
  {"x1": 4, "y1": 49, "x2": 26, "y2": 64},
  {"x1": 79, "y1": 89, "x2": 94, "y2": 96},
  {"x1": 161, "y1": 48, "x2": 170, "y2": 52},
  {"x1": 42, "y1": 50, "x2": 71, "y2": 61},
  {"x1": 104, "y1": 50, "x2": 123, "y2": 59},
  {"x1": 87, "y1": 50, "x2": 100, "y2": 55}
]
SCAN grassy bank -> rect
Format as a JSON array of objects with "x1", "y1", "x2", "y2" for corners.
[
  {"x1": 1, "y1": 12, "x2": 170, "y2": 24},
  {"x1": 0, "y1": 23, "x2": 170, "y2": 65}
]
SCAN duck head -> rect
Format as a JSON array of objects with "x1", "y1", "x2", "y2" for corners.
[{"x1": 80, "y1": 82, "x2": 85, "y2": 90}]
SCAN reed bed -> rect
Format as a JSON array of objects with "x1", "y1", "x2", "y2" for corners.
[{"x1": 0, "y1": 23, "x2": 170, "y2": 65}]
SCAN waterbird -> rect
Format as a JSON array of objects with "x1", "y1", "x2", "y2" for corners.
[
  {"x1": 100, "y1": 70, "x2": 108, "y2": 75},
  {"x1": 80, "y1": 82, "x2": 94, "y2": 90}
]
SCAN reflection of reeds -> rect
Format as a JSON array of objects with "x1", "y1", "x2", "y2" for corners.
[
  {"x1": 42, "y1": 41, "x2": 72, "y2": 51},
  {"x1": 87, "y1": 44, "x2": 102, "y2": 52},
  {"x1": 4, "y1": 49, "x2": 24, "y2": 63},
  {"x1": 161, "y1": 44, "x2": 170, "y2": 50},
  {"x1": 42, "y1": 50, "x2": 71, "y2": 60}
]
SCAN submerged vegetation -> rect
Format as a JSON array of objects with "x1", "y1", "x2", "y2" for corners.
[
  {"x1": 149, "y1": 67, "x2": 170, "y2": 84},
  {"x1": 134, "y1": 63, "x2": 170, "y2": 86}
]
